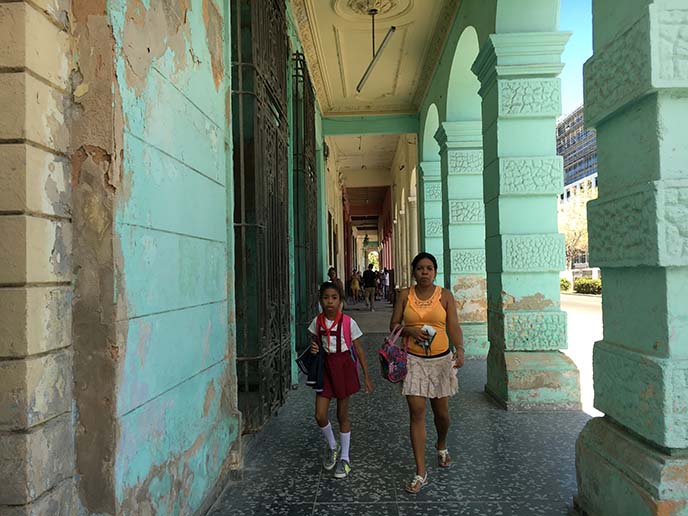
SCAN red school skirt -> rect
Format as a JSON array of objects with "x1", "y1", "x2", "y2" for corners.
[{"x1": 320, "y1": 351, "x2": 360, "y2": 400}]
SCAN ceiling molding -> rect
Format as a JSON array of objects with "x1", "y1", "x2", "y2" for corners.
[
  {"x1": 412, "y1": 0, "x2": 461, "y2": 109},
  {"x1": 291, "y1": 0, "x2": 461, "y2": 116},
  {"x1": 291, "y1": 0, "x2": 332, "y2": 110},
  {"x1": 332, "y1": 0, "x2": 415, "y2": 23}
]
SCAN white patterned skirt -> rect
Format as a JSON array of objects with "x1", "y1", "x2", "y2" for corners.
[{"x1": 402, "y1": 353, "x2": 459, "y2": 399}]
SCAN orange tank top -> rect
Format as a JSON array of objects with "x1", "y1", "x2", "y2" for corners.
[{"x1": 403, "y1": 286, "x2": 449, "y2": 357}]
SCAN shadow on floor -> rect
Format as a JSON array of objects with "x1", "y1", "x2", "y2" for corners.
[{"x1": 207, "y1": 301, "x2": 589, "y2": 516}]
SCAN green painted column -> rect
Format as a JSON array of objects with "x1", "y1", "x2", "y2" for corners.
[
  {"x1": 575, "y1": 3, "x2": 688, "y2": 514},
  {"x1": 436, "y1": 121, "x2": 489, "y2": 359},
  {"x1": 419, "y1": 160, "x2": 444, "y2": 286},
  {"x1": 472, "y1": 32, "x2": 580, "y2": 410}
]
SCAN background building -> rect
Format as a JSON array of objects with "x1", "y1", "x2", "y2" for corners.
[
  {"x1": 557, "y1": 104, "x2": 598, "y2": 272},
  {"x1": 557, "y1": 104, "x2": 598, "y2": 202}
]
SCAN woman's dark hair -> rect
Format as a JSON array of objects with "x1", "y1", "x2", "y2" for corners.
[
  {"x1": 411, "y1": 252, "x2": 438, "y2": 271},
  {"x1": 319, "y1": 281, "x2": 343, "y2": 299}
]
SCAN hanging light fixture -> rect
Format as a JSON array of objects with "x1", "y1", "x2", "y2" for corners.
[{"x1": 355, "y1": 4, "x2": 396, "y2": 93}]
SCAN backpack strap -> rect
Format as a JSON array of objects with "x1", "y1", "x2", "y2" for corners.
[
  {"x1": 342, "y1": 314, "x2": 352, "y2": 348},
  {"x1": 342, "y1": 315, "x2": 359, "y2": 365},
  {"x1": 335, "y1": 316, "x2": 343, "y2": 353}
]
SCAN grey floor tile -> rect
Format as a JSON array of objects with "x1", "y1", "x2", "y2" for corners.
[
  {"x1": 207, "y1": 501, "x2": 315, "y2": 516},
  {"x1": 316, "y1": 468, "x2": 397, "y2": 503},
  {"x1": 313, "y1": 502, "x2": 399, "y2": 516},
  {"x1": 208, "y1": 303, "x2": 589, "y2": 516},
  {"x1": 397, "y1": 501, "x2": 572, "y2": 515}
]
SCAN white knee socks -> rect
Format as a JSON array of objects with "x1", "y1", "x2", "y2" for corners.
[
  {"x1": 320, "y1": 422, "x2": 337, "y2": 450},
  {"x1": 340, "y1": 431, "x2": 351, "y2": 462}
]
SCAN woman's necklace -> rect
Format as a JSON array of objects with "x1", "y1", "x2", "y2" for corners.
[
  {"x1": 414, "y1": 285, "x2": 436, "y2": 302},
  {"x1": 411, "y1": 285, "x2": 438, "y2": 317}
]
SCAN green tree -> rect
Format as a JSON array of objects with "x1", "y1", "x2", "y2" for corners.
[
  {"x1": 368, "y1": 251, "x2": 380, "y2": 271},
  {"x1": 558, "y1": 186, "x2": 597, "y2": 270}
]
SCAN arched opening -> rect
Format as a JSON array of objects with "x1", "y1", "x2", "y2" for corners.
[
  {"x1": 441, "y1": 26, "x2": 489, "y2": 359},
  {"x1": 422, "y1": 104, "x2": 441, "y2": 161},
  {"x1": 447, "y1": 26, "x2": 482, "y2": 122},
  {"x1": 419, "y1": 104, "x2": 444, "y2": 285}
]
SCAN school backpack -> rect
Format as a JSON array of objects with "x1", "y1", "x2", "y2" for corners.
[{"x1": 378, "y1": 325, "x2": 407, "y2": 383}]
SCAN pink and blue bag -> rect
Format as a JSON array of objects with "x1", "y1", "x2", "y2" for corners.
[{"x1": 378, "y1": 325, "x2": 407, "y2": 383}]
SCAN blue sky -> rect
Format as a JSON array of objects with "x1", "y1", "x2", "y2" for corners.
[{"x1": 560, "y1": 0, "x2": 593, "y2": 116}]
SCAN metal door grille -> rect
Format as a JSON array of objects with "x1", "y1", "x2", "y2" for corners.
[
  {"x1": 292, "y1": 52, "x2": 319, "y2": 352},
  {"x1": 231, "y1": 0, "x2": 290, "y2": 433}
]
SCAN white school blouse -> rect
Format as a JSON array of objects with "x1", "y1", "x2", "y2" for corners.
[{"x1": 307, "y1": 317, "x2": 363, "y2": 353}]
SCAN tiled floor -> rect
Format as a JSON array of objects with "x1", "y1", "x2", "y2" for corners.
[{"x1": 207, "y1": 301, "x2": 589, "y2": 516}]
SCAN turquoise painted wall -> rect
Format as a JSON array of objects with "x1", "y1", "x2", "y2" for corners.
[{"x1": 108, "y1": 0, "x2": 239, "y2": 514}]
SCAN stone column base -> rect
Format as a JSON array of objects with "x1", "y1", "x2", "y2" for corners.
[
  {"x1": 575, "y1": 417, "x2": 688, "y2": 516},
  {"x1": 462, "y1": 323, "x2": 489, "y2": 359},
  {"x1": 485, "y1": 348, "x2": 581, "y2": 410}
]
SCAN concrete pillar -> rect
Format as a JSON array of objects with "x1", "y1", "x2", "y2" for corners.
[
  {"x1": 399, "y1": 209, "x2": 408, "y2": 287},
  {"x1": 398, "y1": 208, "x2": 411, "y2": 286},
  {"x1": 419, "y1": 161, "x2": 444, "y2": 285},
  {"x1": 436, "y1": 121, "x2": 489, "y2": 359},
  {"x1": 402, "y1": 203, "x2": 409, "y2": 287},
  {"x1": 575, "y1": 3, "x2": 688, "y2": 514},
  {"x1": 473, "y1": 32, "x2": 580, "y2": 409},
  {"x1": 0, "y1": 2, "x2": 76, "y2": 514},
  {"x1": 408, "y1": 197, "x2": 419, "y2": 260}
]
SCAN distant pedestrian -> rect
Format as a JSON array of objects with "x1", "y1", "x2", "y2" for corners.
[
  {"x1": 362, "y1": 264, "x2": 376, "y2": 311},
  {"x1": 308, "y1": 281, "x2": 373, "y2": 479},
  {"x1": 327, "y1": 267, "x2": 345, "y2": 308},
  {"x1": 382, "y1": 268, "x2": 390, "y2": 300},
  {"x1": 389, "y1": 252, "x2": 465, "y2": 494},
  {"x1": 350, "y1": 269, "x2": 360, "y2": 304}
]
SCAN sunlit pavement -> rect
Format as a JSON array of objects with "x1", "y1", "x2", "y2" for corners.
[{"x1": 561, "y1": 293, "x2": 603, "y2": 417}]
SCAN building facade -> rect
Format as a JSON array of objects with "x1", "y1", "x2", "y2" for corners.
[{"x1": 557, "y1": 104, "x2": 598, "y2": 202}]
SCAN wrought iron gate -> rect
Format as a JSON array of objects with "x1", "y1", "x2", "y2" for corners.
[
  {"x1": 292, "y1": 52, "x2": 320, "y2": 352},
  {"x1": 231, "y1": 0, "x2": 291, "y2": 433}
]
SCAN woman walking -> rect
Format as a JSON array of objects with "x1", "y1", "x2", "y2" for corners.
[
  {"x1": 350, "y1": 269, "x2": 360, "y2": 304},
  {"x1": 389, "y1": 252, "x2": 465, "y2": 493}
]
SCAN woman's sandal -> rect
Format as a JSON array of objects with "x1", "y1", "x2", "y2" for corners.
[
  {"x1": 437, "y1": 448, "x2": 452, "y2": 468},
  {"x1": 404, "y1": 472, "x2": 428, "y2": 494}
]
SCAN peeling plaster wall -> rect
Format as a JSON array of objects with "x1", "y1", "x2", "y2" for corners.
[
  {"x1": 66, "y1": 0, "x2": 238, "y2": 514},
  {"x1": 107, "y1": 1, "x2": 239, "y2": 514}
]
